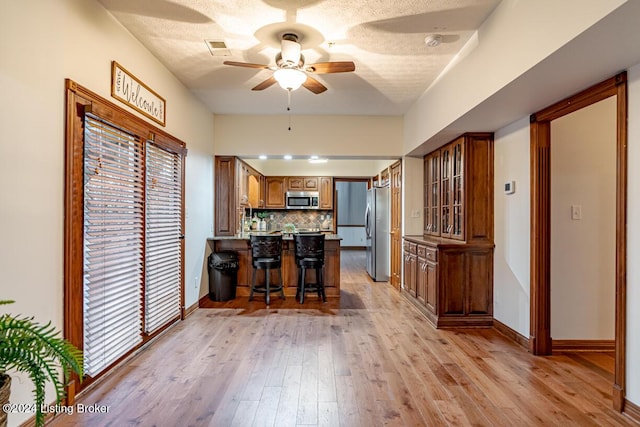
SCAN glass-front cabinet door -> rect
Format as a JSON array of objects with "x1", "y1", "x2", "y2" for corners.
[
  {"x1": 451, "y1": 138, "x2": 465, "y2": 240},
  {"x1": 440, "y1": 146, "x2": 452, "y2": 238},
  {"x1": 429, "y1": 152, "x2": 440, "y2": 236}
]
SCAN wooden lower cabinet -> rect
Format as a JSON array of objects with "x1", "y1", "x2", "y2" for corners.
[
  {"x1": 403, "y1": 236, "x2": 493, "y2": 328},
  {"x1": 211, "y1": 238, "x2": 341, "y2": 298},
  {"x1": 403, "y1": 242, "x2": 417, "y2": 297}
]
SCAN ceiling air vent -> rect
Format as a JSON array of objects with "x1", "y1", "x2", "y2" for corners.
[{"x1": 205, "y1": 40, "x2": 231, "y2": 56}]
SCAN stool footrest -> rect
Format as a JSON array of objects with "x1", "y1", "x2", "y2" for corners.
[{"x1": 251, "y1": 285, "x2": 284, "y2": 293}]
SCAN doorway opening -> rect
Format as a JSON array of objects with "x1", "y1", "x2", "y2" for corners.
[{"x1": 529, "y1": 72, "x2": 627, "y2": 411}]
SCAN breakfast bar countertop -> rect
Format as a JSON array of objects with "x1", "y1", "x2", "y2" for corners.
[
  {"x1": 208, "y1": 233, "x2": 342, "y2": 241},
  {"x1": 207, "y1": 233, "x2": 342, "y2": 298}
]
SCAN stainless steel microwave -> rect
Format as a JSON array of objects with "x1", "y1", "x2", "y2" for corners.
[{"x1": 286, "y1": 191, "x2": 319, "y2": 209}]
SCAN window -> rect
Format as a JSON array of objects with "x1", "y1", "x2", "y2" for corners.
[{"x1": 65, "y1": 80, "x2": 187, "y2": 390}]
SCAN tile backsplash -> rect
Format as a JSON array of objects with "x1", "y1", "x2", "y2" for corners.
[{"x1": 244, "y1": 209, "x2": 334, "y2": 231}]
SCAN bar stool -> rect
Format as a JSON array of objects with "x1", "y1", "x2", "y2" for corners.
[
  {"x1": 249, "y1": 234, "x2": 285, "y2": 305},
  {"x1": 294, "y1": 233, "x2": 326, "y2": 303}
]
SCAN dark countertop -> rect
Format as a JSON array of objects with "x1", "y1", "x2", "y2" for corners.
[{"x1": 208, "y1": 233, "x2": 342, "y2": 241}]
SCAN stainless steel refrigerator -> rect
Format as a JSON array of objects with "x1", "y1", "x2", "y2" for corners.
[{"x1": 365, "y1": 187, "x2": 390, "y2": 281}]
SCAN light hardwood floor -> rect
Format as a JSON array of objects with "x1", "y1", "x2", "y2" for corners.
[{"x1": 49, "y1": 250, "x2": 634, "y2": 427}]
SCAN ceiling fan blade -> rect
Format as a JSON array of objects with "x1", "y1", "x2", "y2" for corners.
[
  {"x1": 223, "y1": 61, "x2": 270, "y2": 69},
  {"x1": 302, "y1": 76, "x2": 327, "y2": 94},
  {"x1": 306, "y1": 61, "x2": 355, "y2": 74},
  {"x1": 252, "y1": 76, "x2": 277, "y2": 91}
]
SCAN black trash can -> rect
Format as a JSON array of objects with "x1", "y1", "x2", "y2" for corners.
[{"x1": 208, "y1": 251, "x2": 239, "y2": 301}]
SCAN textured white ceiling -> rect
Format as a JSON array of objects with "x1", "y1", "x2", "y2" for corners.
[{"x1": 98, "y1": 0, "x2": 500, "y2": 115}]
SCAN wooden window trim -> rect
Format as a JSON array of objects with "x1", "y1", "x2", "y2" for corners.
[{"x1": 64, "y1": 79, "x2": 187, "y2": 393}]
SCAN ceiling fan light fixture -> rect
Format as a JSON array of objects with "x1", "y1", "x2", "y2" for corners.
[{"x1": 274, "y1": 68, "x2": 307, "y2": 91}]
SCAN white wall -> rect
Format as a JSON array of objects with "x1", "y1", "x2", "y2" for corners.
[
  {"x1": 493, "y1": 117, "x2": 531, "y2": 337},
  {"x1": 214, "y1": 114, "x2": 403, "y2": 157},
  {"x1": 0, "y1": 1, "x2": 214, "y2": 424},
  {"x1": 245, "y1": 158, "x2": 397, "y2": 177},
  {"x1": 492, "y1": 65, "x2": 640, "y2": 405},
  {"x1": 402, "y1": 157, "x2": 423, "y2": 236},
  {"x1": 403, "y1": 0, "x2": 626, "y2": 154},
  {"x1": 626, "y1": 62, "x2": 640, "y2": 404},
  {"x1": 550, "y1": 98, "x2": 616, "y2": 340}
]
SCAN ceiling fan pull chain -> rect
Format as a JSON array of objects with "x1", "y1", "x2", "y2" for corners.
[{"x1": 287, "y1": 89, "x2": 292, "y2": 131}]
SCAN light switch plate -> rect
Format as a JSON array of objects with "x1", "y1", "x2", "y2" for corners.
[{"x1": 571, "y1": 205, "x2": 582, "y2": 220}]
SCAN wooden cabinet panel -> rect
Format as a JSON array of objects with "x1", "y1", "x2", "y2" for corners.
[
  {"x1": 281, "y1": 241, "x2": 298, "y2": 293},
  {"x1": 303, "y1": 177, "x2": 318, "y2": 190},
  {"x1": 287, "y1": 176, "x2": 319, "y2": 191},
  {"x1": 287, "y1": 177, "x2": 304, "y2": 190},
  {"x1": 323, "y1": 243, "x2": 339, "y2": 291},
  {"x1": 439, "y1": 250, "x2": 465, "y2": 315},
  {"x1": 319, "y1": 177, "x2": 333, "y2": 209},
  {"x1": 416, "y1": 257, "x2": 426, "y2": 305},
  {"x1": 214, "y1": 156, "x2": 238, "y2": 236},
  {"x1": 265, "y1": 177, "x2": 286, "y2": 209},
  {"x1": 417, "y1": 243, "x2": 437, "y2": 311},
  {"x1": 403, "y1": 242, "x2": 417, "y2": 297},
  {"x1": 467, "y1": 249, "x2": 493, "y2": 315},
  {"x1": 465, "y1": 135, "x2": 494, "y2": 242},
  {"x1": 425, "y1": 261, "x2": 437, "y2": 314}
]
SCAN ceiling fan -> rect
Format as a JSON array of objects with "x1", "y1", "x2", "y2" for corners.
[{"x1": 223, "y1": 33, "x2": 355, "y2": 94}]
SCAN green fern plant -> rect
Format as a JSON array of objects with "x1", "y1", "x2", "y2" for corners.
[{"x1": 0, "y1": 300, "x2": 83, "y2": 427}]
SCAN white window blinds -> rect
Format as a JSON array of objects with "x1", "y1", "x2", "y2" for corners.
[
  {"x1": 145, "y1": 143, "x2": 183, "y2": 334},
  {"x1": 83, "y1": 114, "x2": 144, "y2": 377}
]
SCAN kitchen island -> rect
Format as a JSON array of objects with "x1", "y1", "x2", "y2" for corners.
[{"x1": 207, "y1": 234, "x2": 342, "y2": 298}]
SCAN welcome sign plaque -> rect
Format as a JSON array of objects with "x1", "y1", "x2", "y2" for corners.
[{"x1": 111, "y1": 61, "x2": 166, "y2": 126}]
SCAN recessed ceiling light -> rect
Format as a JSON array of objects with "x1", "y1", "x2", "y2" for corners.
[
  {"x1": 309, "y1": 157, "x2": 328, "y2": 164},
  {"x1": 283, "y1": 155, "x2": 292, "y2": 160},
  {"x1": 259, "y1": 155, "x2": 267, "y2": 160}
]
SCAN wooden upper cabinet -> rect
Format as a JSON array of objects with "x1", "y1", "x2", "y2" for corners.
[
  {"x1": 237, "y1": 160, "x2": 264, "y2": 208},
  {"x1": 423, "y1": 133, "x2": 492, "y2": 243},
  {"x1": 265, "y1": 176, "x2": 286, "y2": 209},
  {"x1": 319, "y1": 177, "x2": 333, "y2": 209},
  {"x1": 287, "y1": 176, "x2": 318, "y2": 191}
]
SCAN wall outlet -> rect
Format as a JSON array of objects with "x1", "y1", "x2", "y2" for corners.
[{"x1": 411, "y1": 209, "x2": 421, "y2": 218}]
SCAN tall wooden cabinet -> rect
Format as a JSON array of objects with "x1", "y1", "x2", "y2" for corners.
[
  {"x1": 405, "y1": 133, "x2": 494, "y2": 328},
  {"x1": 214, "y1": 156, "x2": 266, "y2": 236}
]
